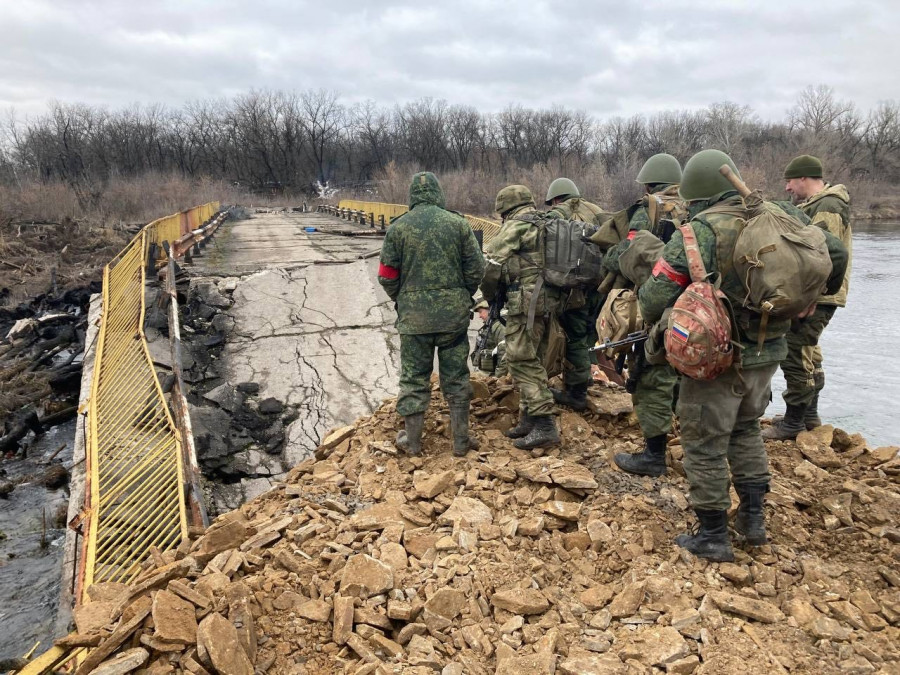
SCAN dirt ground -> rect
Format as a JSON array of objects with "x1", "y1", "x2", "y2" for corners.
[{"x1": 62, "y1": 375, "x2": 899, "y2": 675}]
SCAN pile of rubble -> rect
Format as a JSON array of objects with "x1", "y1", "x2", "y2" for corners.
[{"x1": 56, "y1": 377, "x2": 898, "y2": 674}]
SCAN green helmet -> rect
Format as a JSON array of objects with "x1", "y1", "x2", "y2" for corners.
[
  {"x1": 636, "y1": 153, "x2": 682, "y2": 185},
  {"x1": 495, "y1": 185, "x2": 535, "y2": 216},
  {"x1": 474, "y1": 299, "x2": 489, "y2": 311},
  {"x1": 545, "y1": 177, "x2": 580, "y2": 204},
  {"x1": 678, "y1": 149, "x2": 742, "y2": 201}
]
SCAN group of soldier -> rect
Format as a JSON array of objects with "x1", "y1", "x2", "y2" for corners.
[{"x1": 377, "y1": 149, "x2": 851, "y2": 562}]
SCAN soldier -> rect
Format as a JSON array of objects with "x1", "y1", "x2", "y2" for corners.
[
  {"x1": 378, "y1": 172, "x2": 485, "y2": 457},
  {"x1": 638, "y1": 150, "x2": 847, "y2": 561},
  {"x1": 544, "y1": 178, "x2": 606, "y2": 411},
  {"x1": 763, "y1": 155, "x2": 852, "y2": 440},
  {"x1": 471, "y1": 299, "x2": 508, "y2": 376},
  {"x1": 480, "y1": 185, "x2": 563, "y2": 451},
  {"x1": 609, "y1": 154, "x2": 685, "y2": 476}
]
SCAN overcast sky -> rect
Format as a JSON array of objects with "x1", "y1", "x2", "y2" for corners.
[{"x1": 1, "y1": 0, "x2": 897, "y2": 121}]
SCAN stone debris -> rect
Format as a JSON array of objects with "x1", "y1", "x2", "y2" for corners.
[{"x1": 52, "y1": 377, "x2": 899, "y2": 674}]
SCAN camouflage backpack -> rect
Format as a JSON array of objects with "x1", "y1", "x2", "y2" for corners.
[
  {"x1": 665, "y1": 225, "x2": 734, "y2": 380},
  {"x1": 595, "y1": 288, "x2": 642, "y2": 358}
]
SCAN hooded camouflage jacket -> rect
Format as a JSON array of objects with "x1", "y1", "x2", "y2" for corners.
[
  {"x1": 801, "y1": 184, "x2": 852, "y2": 306},
  {"x1": 378, "y1": 172, "x2": 485, "y2": 334},
  {"x1": 638, "y1": 193, "x2": 848, "y2": 369}
]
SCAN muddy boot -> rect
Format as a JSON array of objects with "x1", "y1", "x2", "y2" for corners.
[
  {"x1": 761, "y1": 404, "x2": 806, "y2": 441},
  {"x1": 505, "y1": 411, "x2": 535, "y2": 439},
  {"x1": 514, "y1": 415, "x2": 561, "y2": 451},
  {"x1": 614, "y1": 434, "x2": 668, "y2": 477},
  {"x1": 733, "y1": 482, "x2": 768, "y2": 546},
  {"x1": 675, "y1": 509, "x2": 734, "y2": 562},
  {"x1": 449, "y1": 404, "x2": 479, "y2": 457},
  {"x1": 804, "y1": 393, "x2": 822, "y2": 430},
  {"x1": 550, "y1": 382, "x2": 589, "y2": 412},
  {"x1": 395, "y1": 413, "x2": 425, "y2": 456}
]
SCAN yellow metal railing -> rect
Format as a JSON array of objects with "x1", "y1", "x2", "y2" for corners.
[
  {"x1": 82, "y1": 201, "x2": 219, "y2": 589},
  {"x1": 337, "y1": 200, "x2": 502, "y2": 248}
]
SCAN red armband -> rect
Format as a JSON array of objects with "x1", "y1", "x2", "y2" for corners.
[
  {"x1": 378, "y1": 263, "x2": 400, "y2": 280},
  {"x1": 627, "y1": 230, "x2": 637, "y2": 240},
  {"x1": 652, "y1": 258, "x2": 690, "y2": 287}
]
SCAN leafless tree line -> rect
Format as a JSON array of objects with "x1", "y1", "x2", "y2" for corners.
[{"x1": 0, "y1": 85, "x2": 897, "y2": 210}]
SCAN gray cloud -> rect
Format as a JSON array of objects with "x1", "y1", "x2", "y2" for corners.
[{"x1": 1, "y1": 0, "x2": 897, "y2": 120}]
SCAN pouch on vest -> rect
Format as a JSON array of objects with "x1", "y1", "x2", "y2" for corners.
[{"x1": 665, "y1": 225, "x2": 734, "y2": 380}]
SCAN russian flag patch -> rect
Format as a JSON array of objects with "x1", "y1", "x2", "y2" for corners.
[{"x1": 671, "y1": 323, "x2": 690, "y2": 342}]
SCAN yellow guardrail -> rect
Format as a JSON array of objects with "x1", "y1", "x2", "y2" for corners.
[
  {"x1": 83, "y1": 201, "x2": 219, "y2": 590},
  {"x1": 337, "y1": 200, "x2": 502, "y2": 248}
]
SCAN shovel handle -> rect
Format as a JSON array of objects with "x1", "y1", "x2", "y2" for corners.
[{"x1": 719, "y1": 164, "x2": 752, "y2": 198}]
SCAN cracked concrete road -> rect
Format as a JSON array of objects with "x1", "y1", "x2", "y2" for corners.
[{"x1": 192, "y1": 211, "x2": 401, "y2": 497}]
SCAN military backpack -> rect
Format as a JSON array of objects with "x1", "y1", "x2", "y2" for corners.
[
  {"x1": 518, "y1": 213, "x2": 605, "y2": 289},
  {"x1": 595, "y1": 288, "x2": 642, "y2": 358},
  {"x1": 644, "y1": 186, "x2": 689, "y2": 242},
  {"x1": 665, "y1": 225, "x2": 734, "y2": 380}
]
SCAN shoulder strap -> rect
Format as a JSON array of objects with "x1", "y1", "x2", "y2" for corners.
[{"x1": 679, "y1": 225, "x2": 708, "y2": 284}]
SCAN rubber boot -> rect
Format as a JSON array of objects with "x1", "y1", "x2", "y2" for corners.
[
  {"x1": 395, "y1": 413, "x2": 425, "y2": 456},
  {"x1": 804, "y1": 392, "x2": 822, "y2": 430},
  {"x1": 614, "y1": 434, "x2": 668, "y2": 477},
  {"x1": 675, "y1": 509, "x2": 735, "y2": 562},
  {"x1": 513, "y1": 415, "x2": 561, "y2": 451},
  {"x1": 761, "y1": 404, "x2": 806, "y2": 441},
  {"x1": 550, "y1": 382, "x2": 589, "y2": 412},
  {"x1": 449, "y1": 404, "x2": 479, "y2": 457},
  {"x1": 733, "y1": 482, "x2": 768, "y2": 546},
  {"x1": 505, "y1": 411, "x2": 534, "y2": 439}
]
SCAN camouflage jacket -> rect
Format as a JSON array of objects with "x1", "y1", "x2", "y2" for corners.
[
  {"x1": 479, "y1": 205, "x2": 565, "y2": 318},
  {"x1": 638, "y1": 193, "x2": 848, "y2": 369},
  {"x1": 546, "y1": 196, "x2": 605, "y2": 224},
  {"x1": 801, "y1": 184, "x2": 852, "y2": 306},
  {"x1": 601, "y1": 184, "x2": 677, "y2": 282},
  {"x1": 378, "y1": 172, "x2": 485, "y2": 334}
]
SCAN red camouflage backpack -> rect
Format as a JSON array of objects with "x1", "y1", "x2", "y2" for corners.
[{"x1": 664, "y1": 225, "x2": 734, "y2": 380}]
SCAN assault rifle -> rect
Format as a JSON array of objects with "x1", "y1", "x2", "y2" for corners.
[{"x1": 588, "y1": 330, "x2": 649, "y2": 354}]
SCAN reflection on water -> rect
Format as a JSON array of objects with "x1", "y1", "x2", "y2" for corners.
[{"x1": 767, "y1": 221, "x2": 900, "y2": 447}]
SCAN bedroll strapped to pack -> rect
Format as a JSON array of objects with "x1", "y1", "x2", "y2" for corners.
[{"x1": 665, "y1": 225, "x2": 734, "y2": 380}]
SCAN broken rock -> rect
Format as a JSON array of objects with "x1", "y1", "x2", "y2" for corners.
[
  {"x1": 491, "y1": 588, "x2": 550, "y2": 615},
  {"x1": 437, "y1": 496, "x2": 493, "y2": 527},
  {"x1": 340, "y1": 554, "x2": 394, "y2": 597}
]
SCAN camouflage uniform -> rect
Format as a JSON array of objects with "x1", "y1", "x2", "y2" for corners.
[
  {"x1": 546, "y1": 196, "x2": 605, "y2": 390},
  {"x1": 378, "y1": 172, "x2": 485, "y2": 417},
  {"x1": 780, "y1": 184, "x2": 851, "y2": 409},
  {"x1": 639, "y1": 193, "x2": 848, "y2": 513},
  {"x1": 481, "y1": 205, "x2": 565, "y2": 418},
  {"x1": 472, "y1": 319, "x2": 508, "y2": 376}
]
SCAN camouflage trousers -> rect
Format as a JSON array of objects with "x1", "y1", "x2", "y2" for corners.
[
  {"x1": 505, "y1": 313, "x2": 555, "y2": 417},
  {"x1": 677, "y1": 363, "x2": 778, "y2": 511},
  {"x1": 560, "y1": 289, "x2": 603, "y2": 388},
  {"x1": 632, "y1": 362, "x2": 678, "y2": 439},
  {"x1": 780, "y1": 305, "x2": 836, "y2": 407},
  {"x1": 397, "y1": 330, "x2": 471, "y2": 417}
]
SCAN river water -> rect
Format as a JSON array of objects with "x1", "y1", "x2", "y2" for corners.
[{"x1": 766, "y1": 221, "x2": 900, "y2": 448}]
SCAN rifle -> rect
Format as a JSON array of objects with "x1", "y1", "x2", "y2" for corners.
[{"x1": 589, "y1": 330, "x2": 649, "y2": 354}]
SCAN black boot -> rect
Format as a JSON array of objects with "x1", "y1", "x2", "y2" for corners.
[
  {"x1": 734, "y1": 482, "x2": 768, "y2": 546},
  {"x1": 675, "y1": 509, "x2": 735, "y2": 562},
  {"x1": 449, "y1": 404, "x2": 479, "y2": 457},
  {"x1": 614, "y1": 434, "x2": 668, "y2": 477},
  {"x1": 395, "y1": 413, "x2": 425, "y2": 456},
  {"x1": 513, "y1": 415, "x2": 561, "y2": 451},
  {"x1": 550, "y1": 382, "x2": 589, "y2": 412},
  {"x1": 505, "y1": 411, "x2": 535, "y2": 439},
  {"x1": 804, "y1": 393, "x2": 822, "y2": 430},
  {"x1": 762, "y1": 404, "x2": 806, "y2": 440}
]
